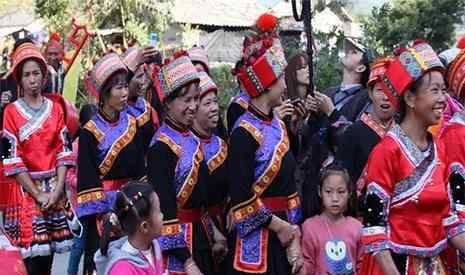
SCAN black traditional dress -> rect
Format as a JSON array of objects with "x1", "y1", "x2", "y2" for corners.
[
  {"x1": 226, "y1": 91, "x2": 250, "y2": 135},
  {"x1": 127, "y1": 96, "x2": 159, "y2": 152},
  {"x1": 76, "y1": 108, "x2": 146, "y2": 271},
  {"x1": 147, "y1": 117, "x2": 214, "y2": 274},
  {"x1": 226, "y1": 105, "x2": 302, "y2": 275}
]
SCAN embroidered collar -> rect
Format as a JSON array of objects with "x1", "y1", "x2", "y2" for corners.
[
  {"x1": 389, "y1": 124, "x2": 433, "y2": 166},
  {"x1": 166, "y1": 115, "x2": 189, "y2": 134},
  {"x1": 361, "y1": 113, "x2": 393, "y2": 138},
  {"x1": 98, "y1": 108, "x2": 120, "y2": 124},
  {"x1": 248, "y1": 104, "x2": 272, "y2": 122},
  {"x1": 191, "y1": 126, "x2": 211, "y2": 141}
]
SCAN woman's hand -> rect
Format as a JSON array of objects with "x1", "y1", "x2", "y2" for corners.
[
  {"x1": 35, "y1": 192, "x2": 50, "y2": 209},
  {"x1": 184, "y1": 258, "x2": 204, "y2": 275},
  {"x1": 375, "y1": 250, "x2": 401, "y2": 275},
  {"x1": 273, "y1": 100, "x2": 295, "y2": 120},
  {"x1": 43, "y1": 189, "x2": 62, "y2": 210},
  {"x1": 314, "y1": 91, "x2": 335, "y2": 116},
  {"x1": 286, "y1": 237, "x2": 304, "y2": 274},
  {"x1": 212, "y1": 226, "x2": 228, "y2": 263},
  {"x1": 305, "y1": 94, "x2": 318, "y2": 113}
]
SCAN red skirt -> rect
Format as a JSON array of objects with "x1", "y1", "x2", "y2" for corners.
[
  {"x1": 0, "y1": 163, "x2": 16, "y2": 211},
  {"x1": 3, "y1": 177, "x2": 73, "y2": 258}
]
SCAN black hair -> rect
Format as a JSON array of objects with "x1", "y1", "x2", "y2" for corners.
[
  {"x1": 161, "y1": 80, "x2": 199, "y2": 119},
  {"x1": 79, "y1": 104, "x2": 98, "y2": 126},
  {"x1": 99, "y1": 71, "x2": 128, "y2": 107},
  {"x1": 319, "y1": 162, "x2": 351, "y2": 192},
  {"x1": 100, "y1": 182, "x2": 155, "y2": 256},
  {"x1": 360, "y1": 53, "x2": 371, "y2": 88},
  {"x1": 317, "y1": 162, "x2": 354, "y2": 215},
  {"x1": 13, "y1": 38, "x2": 34, "y2": 52}
]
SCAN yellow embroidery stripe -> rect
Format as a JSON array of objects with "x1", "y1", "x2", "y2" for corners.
[
  {"x1": 231, "y1": 195, "x2": 264, "y2": 223},
  {"x1": 99, "y1": 116, "x2": 137, "y2": 177},
  {"x1": 136, "y1": 101, "x2": 151, "y2": 127},
  {"x1": 409, "y1": 48, "x2": 428, "y2": 71},
  {"x1": 176, "y1": 144, "x2": 204, "y2": 207},
  {"x1": 236, "y1": 98, "x2": 249, "y2": 110},
  {"x1": 158, "y1": 133, "x2": 182, "y2": 157},
  {"x1": 161, "y1": 223, "x2": 182, "y2": 236},
  {"x1": 287, "y1": 192, "x2": 301, "y2": 209},
  {"x1": 83, "y1": 120, "x2": 104, "y2": 143},
  {"x1": 239, "y1": 120, "x2": 263, "y2": 145},
  {"x1": 77, "y1": 188, "x2": 105, "y2": 204},
  {"x1": 207, "y1": 138, "x2": 228, "y2": 173},
  {"x1": 252, "y1": 121, "x2": 289, "y2": 196}
]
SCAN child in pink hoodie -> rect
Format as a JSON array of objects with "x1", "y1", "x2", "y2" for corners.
[
  {"x1": 301, "y1": 164, "x2": 363, "y2": 275},
  {"x1": 94, "y1": 182, "x2": 165, "y2": 275}
]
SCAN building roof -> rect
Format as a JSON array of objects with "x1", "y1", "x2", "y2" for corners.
[
  {"x1": 199, "y1": 29, "x2": 245, "y2": 63},
  {"x1": 172, "y1": 0, "x2": 268, "y2": 27},
  {"x1": 0, "y1": 9, "x2": 45, "y2": 38}
]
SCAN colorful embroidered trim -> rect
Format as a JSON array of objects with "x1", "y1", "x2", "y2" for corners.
[
  {"x1": 158, "y1": 133, "x2": 182, "y2": 157},
  {"x1": 83, "y1": 120, "x2": 105, "y2": 143},
  {"x1": 176, "y1": 144, "x2": 203, "y2": 207},
  {"x1": 76, "y1": 188, "x2": 105, "y2": 204},
  {"x1": 239, "y1": 120, "x2": 263, "y2": 145},
  {"x1": 252, "y1": 120, "x2": 289, "y2": 196},
  {"x1": 16, "y1": 98, "x2": 52, "y2": 142},
  {"x1": 99, "y1": 115, "x2": 137, "y2": 177},
  {"x1": 207, "y1": 138, "x2": 227, "y2": 173},
  {"x1": 361, "y1": 113, "x2": 391, "y2": 138},
  {"x1": 233, "y1": 228, "x2": 269, "y2": 273}
]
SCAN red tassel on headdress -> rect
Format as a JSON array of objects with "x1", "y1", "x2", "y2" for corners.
[
  {"x1": 256, "y1": 13, "x2": 278, "y2": 33},
  {"x1": 457, "y1": 36, "x2": 465, "y2": 49},
  {"x1": 413, "y1": 38, "x2": 427, "y2": 46},
  {"x1": 49, "y1": 32, "x2": 61, "y2": 42}
]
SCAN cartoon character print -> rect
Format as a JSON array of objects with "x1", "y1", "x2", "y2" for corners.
[{"x1": 324, "y1": 239, "x2": 354, "y2": 274}]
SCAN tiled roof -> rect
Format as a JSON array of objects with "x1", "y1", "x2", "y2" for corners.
[{"x1": 172, "y1": 0, "x2": 268, "y2": 27}]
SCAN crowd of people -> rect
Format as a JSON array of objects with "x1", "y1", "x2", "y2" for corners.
[{"x1": 3, "y1": 11, "x2": 465, "y2": 275}]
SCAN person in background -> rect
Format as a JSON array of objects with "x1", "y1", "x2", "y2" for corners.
[
  {"x1": 66, "y1": 104, "x2": 97, "y2": 275},
  {"x1": 301, "y1": 38, "x2": 376, "y2": 219},
  {"x1": 44, "y1": 32, "x2": 65, "y2": 94},
  {"x1": 188, "y1": 46, "x2": 228, "y2": 139},
  {"x1": 2, "y1": 41, "x2": 74, "y2": 275},
  {"x1": 122, "y1": 47, "x2": 160, "y2": 152},
  {"x1": 191, "y1": 71, "x2": 229, "y2": 271},
  {"x1": 77, "y1": 53, "x2": 146, "y2": 274},
  {"x1": 226, "y1": 60, "x2": 250, "y2": 135},
  {"x1": 95, "y1": 182, "x2": 165, "y2": 275},
  {"x1": 336, "y1": 57, "x2": 395, "y2": 215},
  {"x1": 301, "y1": 164, "x2": 363, "y2": 275}
]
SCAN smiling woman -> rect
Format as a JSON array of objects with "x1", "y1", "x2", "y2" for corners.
[
  {"x1": 147, "y1": 51, "x2": 213, "y2": 274},
  {"x1": 360, "y1": 40, "x2": 465, "y2": 275}
]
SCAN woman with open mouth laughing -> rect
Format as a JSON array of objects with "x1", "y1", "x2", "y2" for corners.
[
  {"x1": 360, "y1": 40, "x2": 465, "y2": 275},
  {"x1": 336, "y1": 57, "x2": 396, "y2": 216},
  {"x1": 147, "y1": 51, "x2": 208, "y2": 275}
]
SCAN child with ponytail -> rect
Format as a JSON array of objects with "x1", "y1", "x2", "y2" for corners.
[{"x1": 94, "y1": 182, "x2": 165, "y2": 275}]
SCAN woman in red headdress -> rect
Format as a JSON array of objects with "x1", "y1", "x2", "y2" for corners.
[
  {"x1": 226, "y1": 14, "x2": 304, "y2": 275},
  {"x1": 2, "y1": 40, "x2": 74, "y2": 275},
  {"x1": 360, "y1": 40, "x2": 465, "y2": 275}
]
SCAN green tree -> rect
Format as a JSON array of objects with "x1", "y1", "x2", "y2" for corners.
[{"x1": 361, "y1": 0, "x2": 465, "y2": 55}]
